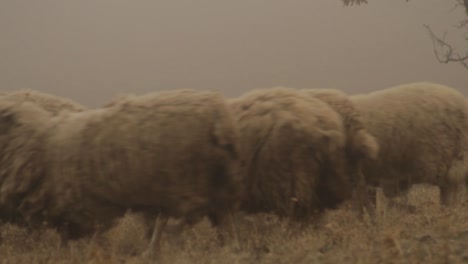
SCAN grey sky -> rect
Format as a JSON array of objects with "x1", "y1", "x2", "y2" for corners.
[{"x1": 1, "y1": 0, "x2": 467, "y2": 107}]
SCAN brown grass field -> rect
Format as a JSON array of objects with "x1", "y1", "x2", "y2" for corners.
[{"x1": 1, "y1": 185, "x2": 468, "y2": 264}]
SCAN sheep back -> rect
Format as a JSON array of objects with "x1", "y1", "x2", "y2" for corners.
[
  {"x1": 300, "y1": 88, "x2": 379, "y2": 161},
  {"x1": 300, "y1": 88, "x2": 380, "y2": 215},
  {"x1": 351, "y1": 82, "x2": 468, "y2": 204},
  {"x1": 41, "y1": 89, "x2": 241, "y2": 239},
  {"x1": 229, "y1": 87, "x2": 351, "y2": 221}
]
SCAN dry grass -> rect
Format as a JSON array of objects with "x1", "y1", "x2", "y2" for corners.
[{"x1": 2, "y1": 185, "x2": 468, "y2": 264}]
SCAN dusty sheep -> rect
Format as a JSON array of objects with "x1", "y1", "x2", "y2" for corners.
[
  {"x1": 0, "y1": 89, "x2": 241, "y2": 256},
  {"x1": 300, "y1": 88, "x2": 379, "y2": 216},
  {"x1": 228, "y1": 87, "x2": 352, "y2": 224},
  {"x1": 0, "y1": 90, "x2": 86, "y2": 228},
  {"x1": 0, "y1": 89, "x2": 86, "y2": 114},
  {"x1": 350, "y1": 82, "x2": 468, "y2": 208}
]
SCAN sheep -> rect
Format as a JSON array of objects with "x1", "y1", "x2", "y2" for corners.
[
  {"x1": 350, "y1": 82, "x2": 468, "y2": 209},
  {"x1": 0, "y1": 89, "x2": 87, "y2": 114},
  {"x1": 0, "y1": 89, "x2": 241, "y2": 257},
  {"x1": 0, "y1": 90, "x2": 86, "y2": 228},
  {"x1": 228, "y1": 87, "x2": 352, "y2": 225},
  {"x1": 300, "y1": 88, "x2": 379, "y2": 217}
]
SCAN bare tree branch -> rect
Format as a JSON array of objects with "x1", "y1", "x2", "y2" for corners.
[
  {"x1": 342, "y1": 0, "x2": 368, "y2": 6},
  {"x1": 341, "y1": 0, "x2": 468, "y2": 70},
  {"x1": 459, "y1": 0, "x2": 468, "y2": 14},
  {"x1": 451, "y1": 1, "x2": 468, "y2": 25},
  {"x1": 341, "y1": 0, "x2": 409, "y2": 6},
  {"x1": 456, "y1": 17, "x2": 468, "y2": 28},
  {"x1": 341, "y1": 0, "x2": 467, "y2": 12},
  {"x1": 424, "y1": 24, "x2": 468, "y2": 69}
]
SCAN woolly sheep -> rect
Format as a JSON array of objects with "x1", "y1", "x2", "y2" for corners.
[
  {"x1": 350, "y1": 82, "x2": 468, "y2": 208},
  {"x1": 0, "y1": 90, "x2": 86, "y2": 227},
  {"x1": 228, "y1": 87, "x2": 352, "y2": 224},
  {"x1": 300, "y1": 88, "x2": 379, "y2": 216},
  {"x1": 0, "y1": 89, "x2": 241, "y2": 257}
]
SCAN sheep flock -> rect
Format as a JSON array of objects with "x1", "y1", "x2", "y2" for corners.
[{"x1": 0, "y1": 83, "x2": 467, "y2": 262}]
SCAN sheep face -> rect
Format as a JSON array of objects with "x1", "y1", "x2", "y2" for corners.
[
  {"x1": 315, "y1": 131, "x2": 353, "y2": 211},
  {"x1": 0, "y1": 100, "x2": 52, "y2": 227}
]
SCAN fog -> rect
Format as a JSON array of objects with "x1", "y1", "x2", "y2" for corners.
[{"x1": 1, "y1": 0, "x2": 467, "y2": 107}]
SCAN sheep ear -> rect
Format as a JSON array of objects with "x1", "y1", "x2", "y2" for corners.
[
  {"x1": 320, "y1": 130, "x2": 344, "y2": 154},
  {"x1": 0, "y1": 109, "x2": 16, "y2": 134},
  {"x1": 211, "y1": 117, "x2": 239, "y2": 159},
  {"x1": 353, "y1": 130, "x2": 379, "y2": 160}
]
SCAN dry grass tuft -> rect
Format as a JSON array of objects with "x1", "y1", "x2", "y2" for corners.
[{"x1": 2, "y1": 185, "x2": 468, "y2": 263}]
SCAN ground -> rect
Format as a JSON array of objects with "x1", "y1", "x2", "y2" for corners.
[{"x1": 1, "y1": 185, "x2": 468, "y2": 264}]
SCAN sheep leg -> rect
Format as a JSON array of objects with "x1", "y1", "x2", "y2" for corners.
[
  {"x1": 165, "y1": 219, "x2": 189, "y2": 234},
  {"x1": 142, "y1": 216, "x2": 168, "y2": 259},
  {"x1": 88, "y1": 230, "x2": 110, "y2": 252},
  {"x1": 375, "y1": 187, "x2": 387, "y2": 219},
  {"x1": 208, "y1": 210, "x2": 239, "y2": 249},
  {"x1": 166, "y1": 210, "x2": 238, "y2": 249},
  {"x1": 163, "y1": 217, "x2": 194, "y2": 249},
  {"x1": 208, "y1": 212, "x2": 226, "y2": 246},
  {"x1": 348, "y1": 161, "x2": 376, "y2": 220},
  {"x1": 57, "y1": 222, "x2": 76, "y2": 249},
  {"x1": 375, "y1": 186, "x2": 414, "y2": 219},
  {"x1": 382, "y1": 181, "x2": 415, "y2": 213},
  {"x1": 164, "y1": 211, "x2": 238, "y2": 249},
  {"x1": 366, "y1": 186, "x2": 378, "y2": 211},
  {"x1": 357, "y1": 162, "x2": 374, "y2": 217},
  {"x1": 58, "y1": 233, "x2": 70, "y2": 249},
  {"x1": 352, "y1": 181, "x2": 375, "y2": 219},
  {"x1": 439, "y1": 182, "x2": 462, "y2": 207},
  {"x1": 224, "y1": 212, "x2": 240, "y2": 250},
  {"x1": 396, "y1": 180, "x2": 412, "y2": 208},
  {"x1": 141, "y1": 213, "x2": 158, "y2": 242}
]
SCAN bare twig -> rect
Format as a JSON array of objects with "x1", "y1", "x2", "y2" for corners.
[
  {"x1": 424, "y1": 24, "x2": 468, "y2": 69},
  {"x1": 462, "y1": 0, "x2": 468, "y2": 14},
  {"x1": 341, "y1": 0, "x2": 368, "y2": 6},
  {"x1": 341, "y1": 0, "x2": 467, "y2": 13},
  {"x1": 341, "y1": 0, "x2": 468, "y2": 70},
  {"x1": 456, "y1": 17, "x2": 468, "y2": 28},
  {"x1": 341, "y1": 0, "x2": 409, "y2": 6}
]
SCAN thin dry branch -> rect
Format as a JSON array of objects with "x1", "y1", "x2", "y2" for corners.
[
  {"x1": 341, "y1": 0, "x2": 468, "y2": 70},
  {"x1": 452, "y1": 1, "x2": 468, "y2": 25},
  {"x1": 456, "y1": 17, "x2": 468, "y2": 28},
  {"x1": 342, "y1": 0, "x2": 368, "y2": 6},
  {"x1": 451, "y1": 0, "x2": 467, "y2": 13},
  {"x1": 341, "y1": 0, "x2": 410, "y2": 6},
  {"x1": 341, "y1": 0, "x2": 467, "y2": 13},
  {"x1": 424, "y1": 24, "x2": 468, "y2": 69},
  {"x1": 460, "y1": 0, "x2": 468, "y2": 14}
]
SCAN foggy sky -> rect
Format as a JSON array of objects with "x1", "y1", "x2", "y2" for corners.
[{"x1": 1, "y1": 0, "x2": 467, "y2": 107}]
